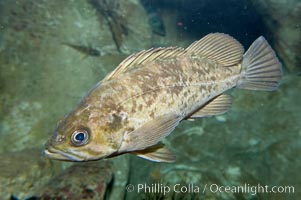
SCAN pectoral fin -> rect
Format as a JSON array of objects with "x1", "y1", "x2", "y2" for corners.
[
  {"x1": 132, "y1": 143, "x2": 175, "y2": 163},
  {"x1": 118, "y1": 113, "x2": 182, "y2": 153},
  {"x1": 189, "y1": 94, "x2": 232, "y2": 118}
]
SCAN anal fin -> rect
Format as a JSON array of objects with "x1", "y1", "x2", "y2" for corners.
[
  {"x1": 189, "y1": 94, "x2": 232, "y2": 118},
  {"x1": 132, "y1": 143, "x2": 175, "y2": 163}
]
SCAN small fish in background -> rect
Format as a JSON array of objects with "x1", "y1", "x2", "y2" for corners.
[
  {"x1": 62, "y1": 43, "x2": 102, "y2": 57},
  {"x1": 88, "y1": 0, "x2": 128, "y2": 52},
  {"x1": 44, "y1": 33, "x2": 282, "y2": 163}
]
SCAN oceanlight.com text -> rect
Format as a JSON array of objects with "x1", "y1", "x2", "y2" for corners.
[
  {"x1": 208, "y1": 183, "x2": 295, "y2": 196},
  {"x1": 125, "y1": 183, "x2": 295, "y2": 196}
]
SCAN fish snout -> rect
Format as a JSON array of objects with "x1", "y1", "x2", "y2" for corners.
[{"x1": 43, "y1": 146, "x2": 84, "y2": 161}]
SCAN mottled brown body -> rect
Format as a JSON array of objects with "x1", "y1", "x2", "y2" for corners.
[
  {"x1": 44, "y1": 33, "x2": 282, "y2": 162},
  {"x1": 96, "y1": 55, "x2": 239, "y2": 129}
]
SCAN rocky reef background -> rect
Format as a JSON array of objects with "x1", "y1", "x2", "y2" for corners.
[{"x1": 0, "y1": 0, "x2": 300, "y2": 199}]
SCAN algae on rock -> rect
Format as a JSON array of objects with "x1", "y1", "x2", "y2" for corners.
[
  {"x1": 0, "y1": 0, "x2": 148, "y2": 199},
  {"x1": 0, "y1": 0, "x2": 151, "y2": 153},
  {"x1": 251, "y1": 0, "x2": 301, "y2": 72},
  {"x1": 0, "y1": 149, "x2": 62, "y2": 200}
]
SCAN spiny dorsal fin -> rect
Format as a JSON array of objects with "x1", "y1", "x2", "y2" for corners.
[
  {"x1": 102, "y1": 47, "x2": 186, "y2": 82},
  {"x1": 186, "y1": 33, "x2": 245, "y2": 66}
]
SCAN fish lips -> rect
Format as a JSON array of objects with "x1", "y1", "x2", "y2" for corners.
[{"x1": 43, "y1": 147, "x2": 84, "y2": 161}]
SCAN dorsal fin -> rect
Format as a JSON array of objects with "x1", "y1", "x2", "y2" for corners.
[
  {"x1": 186, "y1": 33, "x2": 245, "y2": 66},
  {"x1": 102, "y1": 47, "x2": 186, "y2": 82}
]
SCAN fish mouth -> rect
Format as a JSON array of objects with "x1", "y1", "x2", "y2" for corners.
[{"x1": 43, "y1": 147, "x2": 84, "y2": 161}]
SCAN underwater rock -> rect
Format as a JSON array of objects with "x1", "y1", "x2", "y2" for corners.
[
  {"x1": 0, "y1": 149, "x2": 127, "y2": 200},
  {"x1": 107, "y1": 155, "x2": 130, "y2": 200},
  {"x1": 140, "y1": 0, "x2": 166, "y2": 36},
  {"x1": 35, "y1": 161, "x2": 113, "y2": 200},
  {"x1": 0, "y1": 0, "x2": 151, "y2": 154},
  {"x1": 0, "y1": 148, "x2": 62, "y2": 200},
  {"x1": 0, "y1": 32, "x2": 4, "y2": 52},
  {"x1": 0, "y1": 101, "x2": 45, "y2": 153},
  {"x1": 251, "y1": 0, "x2": 301, "y2": 72},
  {"x1": 0, "y1": 1, "x2": 145, "y2": 199},
  {"x1": 88, "y1": 0, "x2": 128, "y2": 52}
]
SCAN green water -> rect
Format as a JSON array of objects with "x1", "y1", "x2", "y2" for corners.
[{"x1": 0, "y1": 0, "x2": 300, "y2": 199}]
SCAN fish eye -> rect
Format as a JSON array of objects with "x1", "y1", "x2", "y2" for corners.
[{"x1": 71, "y1": 129, "x2": 89, "y2": 146}]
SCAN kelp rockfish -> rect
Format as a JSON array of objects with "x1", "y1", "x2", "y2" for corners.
[{"x1": 44, "y1": 33, "x2": 282, "y2": 162}]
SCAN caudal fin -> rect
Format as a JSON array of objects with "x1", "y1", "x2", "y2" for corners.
[{"x1": 237, "y1": 36, "x2": 282, "y2": 91}]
